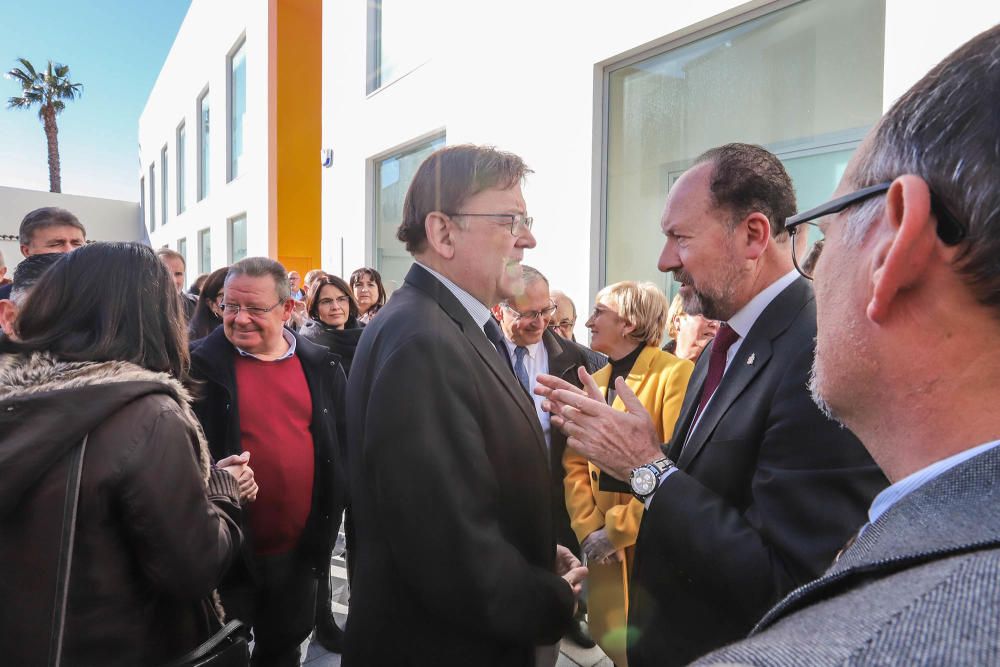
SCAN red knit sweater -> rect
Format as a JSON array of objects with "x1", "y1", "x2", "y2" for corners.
[{"x1": 235, "y1": 353, "x2": 315, "y2": 555}]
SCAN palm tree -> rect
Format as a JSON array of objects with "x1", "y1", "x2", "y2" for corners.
[{"x1": 6, "y1": 58, "x2": 83, "y2": 193}]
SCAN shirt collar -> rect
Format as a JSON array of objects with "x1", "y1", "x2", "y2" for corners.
[
  {"x1": 236, "y1": 327, "x2": 297, "y2": 361},
  {"x1": 868, "y1": 438, "x2": 1000, "y2": 525},
  {"x1": 725, "y1": 269, "x2": 799, "y2": 339},
  {"x1": 503, "y1": 338, "x2": 541, "y2": 358},
  {"x1": 414, "y1": 260, "x2": 493, "y2": 329}
]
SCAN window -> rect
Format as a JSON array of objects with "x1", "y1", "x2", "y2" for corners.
[
  {"x1": 139, "y1": 176, "x2": 145, "y2": 231},
  {"x1": 229, "y1": 214, "x2": 247, "y2": 263},
  {"x1": 373, "y1": 134, "x2": 445, "y2": 291},
  {"x1": 198, "y1": 228, "x2": 212, "y2": 274},
  {"x1": 176, "y1": 122, "x2": 186, "y2": 214},
  {"x1": 178, "y1": 237, "x2": 188, "y2": 267},
  {"x1": 149, "y1": 163, "x2": 156, "y2": 231},
  {"x1": 603, "y1": 0, "x2": 885, "y2": 298},
  {"x1": 228, "y1": 39, "x2": 246, "y2": 181},
  {"x1": 367, "y1": 0, "x2": 428, "y2": 93},
  {"x1": 198, "y1": 88, "x2": 210, "y2": 200},
  {"x1": 161, "y1": 144, "x2": 169, "y2": 225}
]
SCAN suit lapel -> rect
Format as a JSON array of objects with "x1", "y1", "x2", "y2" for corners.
[
  {"x1": 404, "y1": 264, "x2": 547, "y2": 451},
  {"x1": 667, "y1": 353, "x2": 708, "y2": 461},
  {"x1": 544, "y1": 330, "x2": 579, "y2": 383},
  {"x1": 675, "y1": 278, "x2": 813, "y2": 469}
]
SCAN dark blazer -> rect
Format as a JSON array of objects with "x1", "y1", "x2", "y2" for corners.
[
  {"x1": 343, "y1": 264, "x2": 574, "y2": 667},
  {"x1": 188, "y1": 326, "x2": 347, "y2": 574},
  {"x1": 694, "y1": 443, "x2": 1000, "y2": 666},
  {"x1": 542, "y1": 328, "x2": 605, "y2": 557},
  {"x1": 625, "y1": 277, "x2": 887, "y2": 667}
]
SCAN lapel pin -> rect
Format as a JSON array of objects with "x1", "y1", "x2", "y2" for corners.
[{"x1": 746, "y1": 353, "x2": 756, "y2": 365}]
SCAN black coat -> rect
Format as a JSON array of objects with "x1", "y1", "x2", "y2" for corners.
[
  {"x1": 298, "y1": 317, "x2": 363, "y2": 377},
  {"x1": 624, "y1": 278, "x2": 887, "y2": 666},
  {"x1": 188, "y1": 326, "x2": 347, "y2": 574},
  {"x1": 543, "y1": 329, "x2": 604, "y2": 557},
  {"x1": 342, "y1": 264, "x2": 574, "y2": 666}
]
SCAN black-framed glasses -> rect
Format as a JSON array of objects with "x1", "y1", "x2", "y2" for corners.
[
  {"x1": 785, "y1": 182, "x2": 966, "y2": 280},
  {"x1": 502, "y1": 301, "x2": 557, "y2": 322},
  {"x1": 447, "y1": 212, "x2": 534, "y2": 236},
  {"x1": 221, "y1": 299, "x2": 286, "y2": 317}
]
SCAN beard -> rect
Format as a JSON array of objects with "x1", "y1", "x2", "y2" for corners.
[
  {"x1": 674, "y1": 262, "x2": 744, "y2": 322},
  {"x1": 808, "y1": 352, "x2": 843, "y2": 425}
]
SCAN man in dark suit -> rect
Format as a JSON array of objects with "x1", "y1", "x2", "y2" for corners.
[
  {"x1": 695, "y1": 25, "x2": 1000, "y2": 666},
  {"x1": 538, "y1": 143, "x2": 886, "y2": 666},
  {"x1": 496, "y1": 264, "x2": 603, "y2": 649},
  {"x1": 343, "y1": 145, "x2": 587, "y2": 667}
]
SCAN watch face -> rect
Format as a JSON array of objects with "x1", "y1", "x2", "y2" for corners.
[{"x1": 631, "y1": 468, "x2": 656, "y2": 496}]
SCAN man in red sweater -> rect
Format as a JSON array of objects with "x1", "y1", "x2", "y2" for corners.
[{"x1": 189, "y1": 257, "x2": 347, "y2": 667}]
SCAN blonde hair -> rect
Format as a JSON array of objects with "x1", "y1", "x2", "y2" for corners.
[
  {"x1": 596, "y1": 281, "x2": 669, "y2": 347},
  {"x1": 667, "y1": 293, "x2": 687, "y2": 340}
]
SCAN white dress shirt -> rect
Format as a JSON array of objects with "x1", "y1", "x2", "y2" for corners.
[{"x1": 503, "y1": 338, "x2": 551, "y2": 449}]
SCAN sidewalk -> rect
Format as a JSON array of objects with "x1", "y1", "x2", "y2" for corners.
[{"x1": 301, "y1": 545, "x2": 612, "y2": 666}]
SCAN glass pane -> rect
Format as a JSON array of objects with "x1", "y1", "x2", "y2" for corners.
[
  {"x1": 374, "y1": 0, "x2": 428, "y2": 89},
  {"x1": 374, "y1": 135, "x2": 445, "y2": 292},
  {"x1": 178, "y1": 238, "x2": 187, "y2": 266},
  {"x1": 199, "y1": 91, "x2": 210, "y2": 200},
  {"x1": 161, "y1": 146, "x2": 168, "y2": 224},
  {"x1": 605, "y1": 0, "x2": 884, "y2": 297},
  {"x1": 230, "y1": 215, "x2": 247, "y2": 262},
  {"x1": 229, "y1": 43, "x2": 246, "y2": 180},
  {"x1": 199, "y1": 230, "x2": 212, "y2": 274},
  {"x1": 149, "y1": 163, "x2": 156, "y2": 231},
  {"x1": 177, "y1": 124, "x2": 186, "y2": 214}
]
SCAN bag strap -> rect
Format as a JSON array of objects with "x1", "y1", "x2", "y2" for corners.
[
  {"x1": 162, "y1": 619, "x2": 245, "y2": 667},
  {"x1": 47, "y1": 434, "x2": 88, "y2": 667}
]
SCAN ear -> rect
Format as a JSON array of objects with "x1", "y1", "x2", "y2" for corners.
[
  {"x1": 739, "y1": 212, "x2": 771, "y2": 260},
  {"x1": 280, "y1": 296, "x2": 295, "y2": 322},
  {"x1": 424, "y1": 212, "x2": 456, "y2": 260},
  {"x1": 19, "y1": 245, "x2": 30, "y2": 258},
  {"x1": 867, "y1": 175, "x2": 937, "y2": 324},
  {"x1": 0, "y1": 300, "x2": 17, "y2": 337}
]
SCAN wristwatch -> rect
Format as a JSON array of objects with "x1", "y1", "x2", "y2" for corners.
[{"x1": 629, "y1": 457, "x2": 675, "y2": 501}]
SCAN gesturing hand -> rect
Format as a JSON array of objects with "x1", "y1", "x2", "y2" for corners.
[
  {"x1": 555, "y1": 544, "x2": 588, "y2": 604},
  {"x1": 581, "y1": 528, "x2": 621, "y2": 565},
  {"x1": 536, "y1": 366, "x2": 663, "y2": 480}
]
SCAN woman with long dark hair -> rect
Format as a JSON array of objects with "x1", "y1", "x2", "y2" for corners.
[
  {"x1": 349, "y1": 266, "x2": 386, "y2": 324},
  {"x1": 188, "y1": 265, "x2": 229, "y2": 341},
  {"x1": 0, "y1": 242, "x2": 251, "y2": 665},
  {"x1": 300, "y1": 274, "x2": 364, "y2": 376}
]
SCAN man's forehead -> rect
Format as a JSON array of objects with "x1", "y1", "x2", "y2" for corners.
[
  {"x1": 510, "y1": 282, "x2": 550, "y2": 309},
  {"x1": 32, "y1": 225, "x2": 84, "y2": 241},
  {"x1": 661, "y1": 162, "x2": 713, "y2": 230},
  {"x1": 225, "y1": 275, "x2": 278, "y2": 298}
]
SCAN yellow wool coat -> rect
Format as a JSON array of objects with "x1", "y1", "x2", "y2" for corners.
[{"x1": 563, "y1": 345, "x2": 692, "y2": 664}]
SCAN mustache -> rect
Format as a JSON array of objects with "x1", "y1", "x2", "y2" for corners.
[{"x1": 673, "y1": 270, "x2": 693, "y2": 285}]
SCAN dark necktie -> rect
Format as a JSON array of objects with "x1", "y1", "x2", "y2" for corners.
[
  {"x1": 483, "y1": 318, "x2": 513, "y2": 371},
  {"x1": 513, "y1": 346, "x2": 531, "y2": 391},
  {"x1": 691, "y1": 323, "x2": 741, "y2": 427}
]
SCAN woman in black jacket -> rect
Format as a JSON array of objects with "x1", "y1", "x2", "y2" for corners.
[
  {"x1": 0, "y1": 243, "x2": 253, "y2": 665},
  {"x1": 299, "y1": 274, "x2": 364, "y2": 376},
  {"x1": 188, "y1": 265, "x2": 229, "y2": 341}
]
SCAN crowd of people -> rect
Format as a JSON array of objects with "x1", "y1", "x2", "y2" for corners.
[{"x1": 1, "y1": 24, "x2": 998, "y2": 667}]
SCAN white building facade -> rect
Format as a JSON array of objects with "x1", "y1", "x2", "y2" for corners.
[{"x1": 321, "y1": 0, "x2": 999, "y2": 339}]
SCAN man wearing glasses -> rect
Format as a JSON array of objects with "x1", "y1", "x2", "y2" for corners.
[
  {"x1": 538, "y1": 143, "x2": 885, "y2": 666},
  {"x1": 497, "y1": 265, "x2": 604, "y2": 650},
  {"x1": 189, "y1": 257, "x2": 347, "y2": 666},
  {"x1": 694, "y1": 25, "x2": 1000, "y2": 665},
  {"x1": 343, "y1": 145, "x2": 587, "y2": 666}
]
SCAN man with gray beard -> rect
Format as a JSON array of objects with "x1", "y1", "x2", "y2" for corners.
[
  {"x1": 695, "y1": 24, "x2": 1000, "y2": 666},
  {"x1": 538, "y1": 142, "x2": 886, "y2": 666}
]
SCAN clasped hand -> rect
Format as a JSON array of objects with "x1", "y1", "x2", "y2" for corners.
[{"x1": 217, "y1": 451, "x2": 259, "y2": 504}]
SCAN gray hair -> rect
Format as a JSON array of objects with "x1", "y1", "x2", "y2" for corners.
[
  {"x1": 520, "y1": 264, "x2": 549, "y2": 288},
  {"x1": 847, "y1": 25, "x2": 1000, "y2": 314},
  {"x1": 225, "y1": 256, "x2": 290, "y2": 300}
]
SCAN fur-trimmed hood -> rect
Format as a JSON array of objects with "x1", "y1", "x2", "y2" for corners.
[{"x1": 0, "y1": 352, "x2": 211, "y2": 517}]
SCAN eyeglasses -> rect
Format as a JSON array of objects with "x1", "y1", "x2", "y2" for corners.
[
  {"x1": 550, "y1": 318, "x2": 575, "y2": 330},
  {"x1": 785, "y1": 181, "x2": 966, "y2": 280},
  {"x1": 221, "y1": 299, "x2": 285, "y2": 317},
  {"x1": 447, "y1": 212, "x2": 534, "y2": 236},
  {"x1": 502, "y1": 301, "x2": 557, "y2": 322},
  {"x1": 318, "y1": 296, "x2": 350, "y2": 308}
]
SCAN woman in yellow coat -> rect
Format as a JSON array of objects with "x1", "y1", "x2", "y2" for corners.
[{"x1": 563, "y1": 281, "x2": 693, "y2": 665}]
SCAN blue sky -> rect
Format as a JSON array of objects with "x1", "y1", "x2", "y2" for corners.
[{"x1": 0, "y1": 1, "x2": 192, "y2": 202}]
